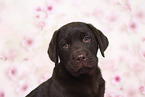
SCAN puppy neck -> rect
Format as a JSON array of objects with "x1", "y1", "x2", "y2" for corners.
[{"x1": 53, "y1": 62, "x2": 98, "y2": 82}]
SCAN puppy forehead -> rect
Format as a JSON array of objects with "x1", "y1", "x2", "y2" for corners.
[{"x1": 58, "y1": 23, "x2": 92, "y2": 39}]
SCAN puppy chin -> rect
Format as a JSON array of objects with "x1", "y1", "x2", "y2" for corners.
[
  {"x1": 66, "y1": 60, "x2": 97, "y2": 77},
  {"x1": 71, "y1": 66, "x2": 95, "y2": 77}
]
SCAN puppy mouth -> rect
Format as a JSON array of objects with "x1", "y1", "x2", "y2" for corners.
[
  {"x1": 71, "y1": 66, "x2": 94, "y2": 77},
  {"x1": 68, "y1": 56, "x2": 97, "y2": 77},
  {"x1": 72, "y1": 63, "x2": 95, "y2": 76},
  {"x1": 73, "y1": 62, "x2": 94, "y2": 71},
  {"x1": 78, "y1": 67, "x2": 93, "y2": 73}
]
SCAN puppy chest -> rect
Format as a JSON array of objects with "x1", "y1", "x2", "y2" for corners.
[{"x1": 63, "y1": 83, "x2": 99, "y2": 97}]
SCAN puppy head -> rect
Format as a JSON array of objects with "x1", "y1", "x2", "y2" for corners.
[{"x1": 48, "y1": 22, "x2": 109, "y2": 77}]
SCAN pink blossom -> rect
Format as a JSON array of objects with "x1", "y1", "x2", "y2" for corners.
[
  {"x1": 34, "y1": 6, "x2": 48, "y2": 29},
  {"x1": 112, "y1": 75, "x2": 121, "y2": 85},
  {"x1": 35, "y1": 21, "x2": 47, "y2": 30},
  {"x1": 47, "y1": 5, "x2": 53, "y2": 11},
  {"x1": 23, "y1": 57, "x2": 29, "y2": 61},
  {"x1": 130, "y1": 62, "x2": 144, "y2": 73},
  {"x1": 22, "y1": 37, "x2": 36, "y2": 51},
  {"x1": 108, "y1": 15, "x2": 118, "y2": 23},
  {"x1": 124, "y1": 2, "x2": 131, "y2": 11},
  {"x1": 0, "y1": 90, "x2": 5, "y2": 97},
  {"x1": 140, "y1": 50, "x2": 145, "y2": 61},
  {"x1": 35, "y1": 15, "x2": 40, "y2": 18},
  {"x1": 135, "y1": 10, "x2": 145, "y2": 22},
  {"x1": 35, "y1": 9, "x2": 47, "y2": 19},
  {"x1": 19, "y1": 84, "x2": 29, "y2": 92},
  {"x1": 0, "y1": 56, "x2": 4, "y2": 61},
  {"x1": 120, "y1": 87, "x2": 123, "y2": 91},
  {"x1": 114, "y1": 1, "x2": 131, "y2": 11},
  {"x1": 23, "y1": 38, "x2": 34, "y2": 47},
  {"x1": 143, "y1": 38, "x2": 145, "y2": 42},
  {"x1": 139, "y1": 84, "x2": 145, "y2": 94},
  {"x1": 142, "y1": 52, "x2": 145, "y2": 58},
  {"x1": 36, "y1": 7, "x2": 42, "y2": 11},
  {"x1": 129, "y1": 22, "x2": 137, "y2": 30},
  {"x1": 16, "y1": 82, "x2": 29, "y2": 93},
  {"x1": 37, "y1": 21, "x2": 46, "y2": 29},
  {"x1": 8, "y1": 66, "x2": 19, "y2": 80},
  {"x1": 1, "y1": 50, "x2": 18, "y2": 61},
  {"x1": 136, "y1": 11, "x2": 144, "y2": 19},
  {"x1": 127, "y1": 88, "x2": 137, "y2": 97},
  {"x1": 127, "y1": 20, "x2": 140, "y2": 33}
]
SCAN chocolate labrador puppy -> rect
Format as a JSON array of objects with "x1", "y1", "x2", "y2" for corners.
[{"x1": 26, "y1": 22, "x2": 109, "y2": 97}]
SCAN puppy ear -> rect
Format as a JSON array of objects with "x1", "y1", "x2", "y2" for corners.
[
  {"x1": 87, "y1": 24, "x2": 109, "y2": 57},
  {"x1": 48, "y1": 30, "x2": 59, "y2": 64}
]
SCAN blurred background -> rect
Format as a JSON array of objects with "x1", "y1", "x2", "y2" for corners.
[{"x1": 0, "y1": 0, "x2": 145, "y2": 97}]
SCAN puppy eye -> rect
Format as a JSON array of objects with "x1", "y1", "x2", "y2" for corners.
[
  {"x1": 83, "y1": 36, "x2": 91, "y2": 43},
  {"x1": 62, "y1": 42, "x2": 70, "y2": 49}
]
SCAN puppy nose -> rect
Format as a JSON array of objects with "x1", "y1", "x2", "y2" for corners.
[{"x1": 76, "y1": 54, "x2": 87, "y2": 62}]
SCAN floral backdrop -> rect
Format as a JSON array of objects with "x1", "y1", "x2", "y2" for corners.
[{"x1": 0, "y1": 0, "x2": 145, "y2": 97}]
